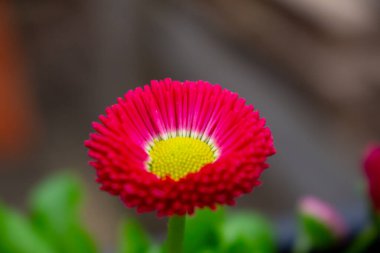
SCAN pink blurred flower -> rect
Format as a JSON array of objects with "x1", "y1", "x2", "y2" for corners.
[
  {"x1": 300, "y1": 196, "x2": 347, "y2": 239},
  {"x1": 363, "y1": 144, "x2": 380, "y2": 212}
]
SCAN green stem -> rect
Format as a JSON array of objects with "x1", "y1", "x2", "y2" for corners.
[{"x1": 166, "y1": 215, "x2": 186, "y2": 253}]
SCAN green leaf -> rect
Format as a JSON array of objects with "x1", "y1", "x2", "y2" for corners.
[
  {"x1": 183, "y1": 207, "x2": 225, "y2": 253},
  {"x1": 147, "y1": 245, "x2": 161, "y2": 253},
  {"x1": 29, "y1": 172, "x2": 98, "y2": 253},
  {"x1": 29, "y1": 172, "x2": 82, "y2": 229},
  {"x1": 118, "y1": 219, "x2": 151, "y2": 253},
  {"x1": 297, "y1": 213, "x2": 336, "y2": 250},
  {"x1": 0, "y1": 203, "x2": 56, "y2": 253},
  {"x1": 221, "y1": 212, "x2": 277, "y2": 253}
]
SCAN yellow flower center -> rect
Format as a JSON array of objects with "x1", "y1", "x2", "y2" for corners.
[{"x1": 147, "y1": 137, "x2": 217, "y2": 181}]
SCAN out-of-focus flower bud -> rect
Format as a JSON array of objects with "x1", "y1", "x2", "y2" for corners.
[{"x1": 295, "y1": 196, "x2": 347, "y2": 252}]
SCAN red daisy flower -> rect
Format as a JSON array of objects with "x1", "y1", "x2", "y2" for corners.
[{"x1": 85, "y1": 79, "x2": 275, "y2": 216}]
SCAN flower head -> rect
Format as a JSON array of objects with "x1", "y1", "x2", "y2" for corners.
[
  {"x1": 85, "y1": 79, "x2": 275, "y2": 216},
  {"x1": 299, "y1": 196, "x2": 347, "y2": 240},
  {"x1": 363, "y1": 144, "x2": 380, "y2": 212}
]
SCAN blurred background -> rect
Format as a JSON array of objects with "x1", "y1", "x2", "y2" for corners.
[{"x1": 1, "y1": 0, "x2": 380, "y2": 249}]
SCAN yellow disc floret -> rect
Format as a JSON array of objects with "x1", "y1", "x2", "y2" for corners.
[{"x1": 147, "y1": 137, "x2": 216, "y2": 181}]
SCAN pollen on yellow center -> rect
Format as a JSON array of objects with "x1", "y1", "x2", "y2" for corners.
[{"x1": 147, "y1": 137, "x2": 216, "y2": 181}]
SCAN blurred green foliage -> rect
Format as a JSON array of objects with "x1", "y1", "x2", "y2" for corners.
[
  {"x1": 29, "y1": 173, "x2": 98, "y2": 253},
  {"x1": 183, "y1": 207, "x2": 225, "y2": 253},
  {"x1": 0, "y1": 172, "x2": 279, "y2": 253},
  {"x1": 118, "y1": 208, "x2": 277, "y2": 253},
  {"x1": 301, "y1": 214, "x2": 336, "y2": 248},
  {"x1": 221, "y1": 212, "x2": 277, "y2": 253},
  {"x1": 118, "y1": 219, "x2": 151, "y2": 253},
  {"x1": 294, "y1": 214, "x2": 337, "y2": 253},
  {"x1": 0, "y1": 172, "x2": 98, "y2": 253},
  {"x1": 0, "y1": 204, "x2": 55, "y2": 253}
]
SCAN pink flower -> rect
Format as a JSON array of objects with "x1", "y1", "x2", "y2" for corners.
[
  {"x1": 299, "y1": 196, "x2": 347, "y2": 239},
  {"x1": 363, "y1": 144, "x2": 380, "y2": 212},
  {"x1": 85, "y1": 79, "x2": 275, "y2": 216}
]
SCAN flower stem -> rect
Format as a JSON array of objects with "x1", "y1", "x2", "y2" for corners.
[{"x1": 166, "y1": 215, "x2": 186, "y2": 253}]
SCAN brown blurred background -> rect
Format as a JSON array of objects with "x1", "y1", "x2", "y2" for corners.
[{"x1": 1, "y1": 0, "x2": 380, "y2": 248}]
